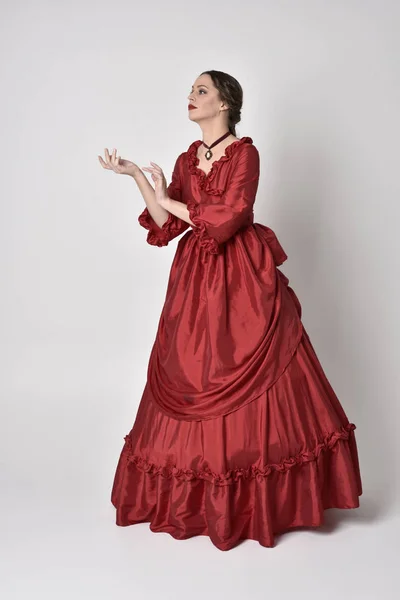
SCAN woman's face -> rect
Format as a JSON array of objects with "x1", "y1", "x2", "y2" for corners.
[{"x1": 187, "y1": 74, "x2": 228, "y2": 123}]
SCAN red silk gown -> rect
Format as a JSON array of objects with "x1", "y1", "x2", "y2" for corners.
[{"x1": 111, "y1": 137, "x2": 362, "y2": 550}]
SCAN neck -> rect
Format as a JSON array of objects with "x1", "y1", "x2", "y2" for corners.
[{"x1": 199, "y1": 123, "x2": 232, "y2": 146}]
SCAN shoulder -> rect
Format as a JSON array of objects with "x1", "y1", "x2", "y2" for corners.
[
  {"x1": 233, "y1": 138, "x2": 259, "y2": 167},
  {"x1": 176, "y1": 151, "x2": 186, "y2": 162},
  {"x1": 172, "y1": 151, "x2": 187, "y2": 171},
  {"x1": 233, "y1": 137, "x2": 259, "y2": 156},
  {"x1": 240, "y1": 137, "x2": 258, "y2": 152}
]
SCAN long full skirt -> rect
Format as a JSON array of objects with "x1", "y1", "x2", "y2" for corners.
[{"x1": 111, "y1": 324, "x2": 362, "y2": 550}]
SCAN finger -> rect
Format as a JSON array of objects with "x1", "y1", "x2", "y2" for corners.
[
  {"x1": 98, "y1": 156, "x2": 111, "y2": 169},
  {"x1": 107, "y1": 149, "x2": 119, "y2": 172},
  {"x1": 104, "y1": 148, "x2": 113, "y2": 166},
  {"x1": 111, "y1": 148, "x2": 118, "y2": 165},
  {"x1": 150, "y1": 161, "x2": 162, "y2": 172}
]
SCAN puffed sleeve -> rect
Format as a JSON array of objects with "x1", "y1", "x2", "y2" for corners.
[
  {"x1": 138, "y1": 152, "x2": 190, "y2": 247},
  {"x1": 187, "y1": 144, "x2": 260, "y2": 254}
]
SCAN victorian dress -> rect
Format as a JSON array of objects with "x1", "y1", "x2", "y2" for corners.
[{"x1": 111, "y1": 136, "x2": 362, "y2": 550}]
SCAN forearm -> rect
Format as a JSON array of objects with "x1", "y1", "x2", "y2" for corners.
[
  {"x1": 162, "y1": 198, "x2": 195, "y2": 226},
  {"x1": 132, "y1": 171, "x2": 169, "y2": 229}
]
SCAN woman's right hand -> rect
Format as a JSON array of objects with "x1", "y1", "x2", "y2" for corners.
[{"x1": 98, "y1": 148, "x2": 142, "y2": 178}]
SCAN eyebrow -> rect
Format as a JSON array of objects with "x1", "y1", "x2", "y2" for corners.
[{"x1": 191, "y1": 84, "x2": 208, "y2": 89}]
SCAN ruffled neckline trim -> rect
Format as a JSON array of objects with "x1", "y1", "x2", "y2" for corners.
[{"x1": 187, "y1": 136, "x2": 253, "y2": 195}]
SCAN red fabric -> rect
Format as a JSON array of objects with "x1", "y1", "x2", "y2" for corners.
[{"x1": 112, "y1": 137, "x2": 362, "y2": 550}]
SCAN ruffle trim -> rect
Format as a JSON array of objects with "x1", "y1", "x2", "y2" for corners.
[
  {"x1": 186, "y1": 198, "x2": 220, "y2": 254},
  {"x1": 122, "y1": 422, "x2": 357, "y2": 486},
  {"x1": 187, "y1": 136, "x2": 253, "y2": 196},
  {"x1": 138, "y1": 208, "x2": 176, "y2": 247}
]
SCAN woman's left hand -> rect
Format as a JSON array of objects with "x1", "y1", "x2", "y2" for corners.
[{"x1": 142, "y1": 162, "x2": 169, "y2": 207}]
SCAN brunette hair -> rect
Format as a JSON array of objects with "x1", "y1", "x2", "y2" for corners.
[{"x1": 200, "y1": 70, "x2": 243, "y2": 136}]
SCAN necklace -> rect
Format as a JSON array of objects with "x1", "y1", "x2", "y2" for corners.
[{"x1": 202, "y1": 131, "x2": 231, "y2": 160}]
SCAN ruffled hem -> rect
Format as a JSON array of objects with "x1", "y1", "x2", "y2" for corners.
[
  {"x1": 121, "y1": 422, "x2": 356, "y2": 486},
  {"x1": 138, "y1": 207, "x2": 176, "y2": 247},
  {"x1": 111, "y1": 425, "x2": 362, "y2": 550},
  {"x1": 187, "y1": 136, "x2": 253, "y2": 196}
]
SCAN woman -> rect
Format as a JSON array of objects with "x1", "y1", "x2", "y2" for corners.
[{"x1": 98, "y1": 70, "x2": 362, "y2": 550}]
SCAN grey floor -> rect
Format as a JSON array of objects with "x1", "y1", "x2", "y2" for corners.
[{"x1": 1, "y1": 424, "x2": 397, "y2": 600}]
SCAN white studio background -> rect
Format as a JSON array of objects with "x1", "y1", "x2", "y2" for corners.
[{"x1": 1, "y1": 1, "x2": 399, "y2": 599}]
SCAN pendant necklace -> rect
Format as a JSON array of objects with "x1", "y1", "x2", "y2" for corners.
[{"x1": 202, "y1": 131, "x2": 231, "y2": 160}]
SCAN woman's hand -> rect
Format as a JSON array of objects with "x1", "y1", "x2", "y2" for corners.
[
  {"x1": 141, "y1": 162, "x2": 169, "y2": 207},
  {"x1": 98, "y1": 148, "x2": 142, "y2": 178}
]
